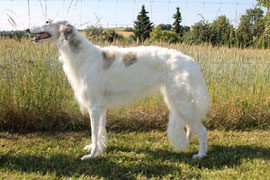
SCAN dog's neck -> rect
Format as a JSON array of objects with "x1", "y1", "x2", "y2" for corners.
[{"x1": 56, "y1": 31, "x2": 100, "y2": 68}]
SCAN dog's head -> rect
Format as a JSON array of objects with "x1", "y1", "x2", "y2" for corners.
[{"x1": 26, "y1": 19, "x2": 74, "y2": 43}]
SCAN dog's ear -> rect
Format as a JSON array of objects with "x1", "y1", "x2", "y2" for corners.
[{"x1": 60, "y1": 23, "x2": 73, "y2": 41}]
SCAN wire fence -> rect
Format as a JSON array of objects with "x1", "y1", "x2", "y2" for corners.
[{"x1": 0, "y1": 0, "x2": 260, "y2": 30}]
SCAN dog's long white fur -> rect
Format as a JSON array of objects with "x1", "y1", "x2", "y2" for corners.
[{"x1": 29, "y1": 19, "x2": 209, "y2": 160}]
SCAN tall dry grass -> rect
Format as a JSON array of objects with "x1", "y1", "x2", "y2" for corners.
[
  {"x1": 0, "y1": 37, "x2": 269, "y2": 132},
  {"x1": 0, "y1": 38, "x2": 86, "y2": 131}
]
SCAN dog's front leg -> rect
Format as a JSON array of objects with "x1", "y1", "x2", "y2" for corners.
[{"x1": 81, "y1": 102, "x2": 103, "y2": 160}]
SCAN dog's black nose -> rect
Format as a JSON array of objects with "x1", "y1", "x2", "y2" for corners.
[{"x1": 25, "y1": 28, "x2": 30, "y2": 33}]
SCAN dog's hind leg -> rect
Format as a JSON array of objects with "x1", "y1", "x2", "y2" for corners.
[
  {"x1": 173, "y1": 98, "x2": 208, "y2": 159},
  {"x1": 162, "y1": 85, "x2": 208, "y2": 159}
]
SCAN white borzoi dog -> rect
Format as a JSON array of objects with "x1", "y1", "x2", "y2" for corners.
[{"x1": 26, "y1": 19, "x2": 209, "y2": 160}]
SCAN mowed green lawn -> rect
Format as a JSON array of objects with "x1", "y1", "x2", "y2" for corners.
[{"x1": 0, "y1": 130, "x2": 269, "y2": 179}]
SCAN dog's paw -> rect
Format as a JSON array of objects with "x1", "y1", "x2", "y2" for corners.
[
  {"x1": 83, "y1": 144, "x2": 93, "y2": 151},
  {"x1": 81, "y1": 154, "x2": 96, "y2": 160},
  {"x1": 81, "y1": 144, "x2": 99, "y2": 160},
  {"x1": 192, "y1": 153, "x2": 206, "y2": 159}
]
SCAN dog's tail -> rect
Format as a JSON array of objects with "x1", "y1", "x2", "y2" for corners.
[{"x1": 167, "y1": 112, "x2": 189, "y2": 152}]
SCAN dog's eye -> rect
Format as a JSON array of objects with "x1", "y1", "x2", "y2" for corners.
[{"x1": 46, "y1": 20, "x2": 52, "y2": 24}]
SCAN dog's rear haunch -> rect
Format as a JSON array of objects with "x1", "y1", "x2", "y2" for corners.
[{"x1": 27, "y1": 19, "x2": 209, "y2": 160}]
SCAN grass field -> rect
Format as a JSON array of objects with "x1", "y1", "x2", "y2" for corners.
[{"x1": 0, "y1": 130, "x2": 269, "y2": 179}]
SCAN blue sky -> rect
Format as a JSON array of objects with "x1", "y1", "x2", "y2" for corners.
[{"x1": 0, "y1": 0, "x2": 265, "y2": 31}]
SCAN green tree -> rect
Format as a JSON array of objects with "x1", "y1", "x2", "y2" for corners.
[
  {"x1": 133, "y1": 5, "x2": 154, "y2": 42},
  {"x1": 210, "y1": 15, "x2": 231, "y2": 45},
  {"x1": 172, "y1": 7, "x2": 183, "y2": 36},
  {"x1": 263, "y1": 12, "x2": 270, "y2": 34},
  {"x1": 189, "y1": 20, "x2": 211, "y2": 44},
  {"x1": 238, "y1": 8, "x2": 264, "y2": 47},
  {"x1": 149, "y1": 26, "x2": 180, "y2": 43},
  {"x1": 256, "y1": 0, "x2": 269, "y2": 13},
  {"x1": 257, "y1": 1, "x2": 270, "y2": 48},
  {"x1": 158, "y1": 24, "x2": 172, "y2": 31}
]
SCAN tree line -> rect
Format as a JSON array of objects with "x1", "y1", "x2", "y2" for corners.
[{"x1": 133, "y1": 2, "x2": 270, "y2": 49}]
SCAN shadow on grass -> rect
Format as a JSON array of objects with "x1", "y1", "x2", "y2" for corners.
[
  {"x1": 109, "y1": 144, "x2": 270, "y2": 169},
  {"x1": 0, "y1": 145, "x2": 269, "y2": 179},
  {"x1": 0, "y1": 154, "x2": 184, "y2": 179}
]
